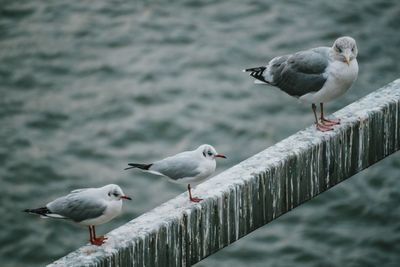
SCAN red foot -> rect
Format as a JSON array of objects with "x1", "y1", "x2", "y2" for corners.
[
  {"x1": 316, "y1": 122, "x2": 333, "y2": 132},
  {"x1": 190, "y1": 197, "x2": 203, "y2": 203},
  {"x1": 321, "y1": 117, "x2": 340, "y2": 126},
  {"x1": 91, "y1": 236, "x2": 108, "y2": 246}
]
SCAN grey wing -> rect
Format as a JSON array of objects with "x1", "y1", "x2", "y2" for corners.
[
  {"x1": 70, "y1": 188, "x2": 89, "y2": 194},
  {"x1": 47, "y1": 193, "x2": 106, "y2": 222},
  {"x1": 151, "y1": 155, "x2": 201, "y2": 180},
  {"x1": 270, "y1": 47, "x2": 329, "y2": 97}
]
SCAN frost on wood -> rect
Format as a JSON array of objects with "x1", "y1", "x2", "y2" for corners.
[{"x1": 49, "y1": 79, "x2": 400, "y2": 267}]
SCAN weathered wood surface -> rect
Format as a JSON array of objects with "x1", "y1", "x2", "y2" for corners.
[{"x1": 49, "y1": 79, "x2": 400, "y2": 267}]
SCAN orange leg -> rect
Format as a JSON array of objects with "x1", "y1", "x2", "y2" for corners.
[
  {"x1": 188, "y1": 184, "x2": 202, "y2": 203},
  {"x1": 320, "y1": 103, "x2": 340, "y2": 126},
  {"x1": 312, "y1": 104, "x2": 332, "y2": 132},
  {"x1": 89, "y1": 225, "x2": 107, "y2": 246}
]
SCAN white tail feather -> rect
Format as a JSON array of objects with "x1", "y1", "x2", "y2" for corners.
[
  {"x1": 46, "y1": 214, "x2": 67, "y2": 219},
  {"x1": 254, "y1": 80, "x2": 267, "y2": 84}
]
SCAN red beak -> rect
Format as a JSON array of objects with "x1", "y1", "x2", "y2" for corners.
[
  {"x1": 120, "y1": 195, "x2": 132, "y2": 200},
  {"x1": 215, "y1": 154, "x2": 226, "y2": 159}
]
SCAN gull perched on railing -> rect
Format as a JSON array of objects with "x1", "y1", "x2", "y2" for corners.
[
  {"x1": 125, "y1": 144, "x2": 226, "y2": 202},
  {"x1": 24, "y1": 184, "x2": 131, "y2": 246},
  {"x1": 244, "y1": 36, "x2": 358, "y2": 131}
]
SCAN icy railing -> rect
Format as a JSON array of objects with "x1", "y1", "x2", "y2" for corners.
[{"x1": 49, "y1": 79, "x2": 400, "y2": 267}]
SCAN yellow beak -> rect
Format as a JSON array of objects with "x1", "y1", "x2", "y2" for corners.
[{"x1": 344, "y1": 56, "x2": 350, "y2": 66}]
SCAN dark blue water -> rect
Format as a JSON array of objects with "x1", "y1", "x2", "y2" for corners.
[{"x1": 1, "y1": 1, "x2": 399, "y2": 266}]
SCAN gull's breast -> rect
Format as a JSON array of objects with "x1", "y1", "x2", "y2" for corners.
[
  {"x1": 80, "y1": 201, "x2": 122, "y2": 226},
  {"x1": 300, "y1": 59, "x2": 358, "y2": 104},
  {"x1": 330, "y1": 59, "x2": 359, "y2": 87}
]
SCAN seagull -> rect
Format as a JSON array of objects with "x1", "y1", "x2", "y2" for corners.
[
  {"x1": 24, "y1": 184, "x2": 131, "y2": 246},
  {"x1": 125, "y1": 144, "x2": 226, "y2": 202},
  {"x1": 243, "y1": 36, "x2": 359, "y2": 131}
]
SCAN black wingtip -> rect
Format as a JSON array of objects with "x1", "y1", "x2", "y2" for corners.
[
  {"x1": 124, "y1": 163, "x2": 152, "y2": 171},
  {"x1": 243, "y1": 67, "x2": 265, "y2": 73},
  {"x1": 124, "y1": 166, "x2": 135, "y2": 170},
  {"x1": 124, "y1": 163, "x2": 138, "y2": 170},
  {"x1": 246, "y1": 67, "x2": 268, "y2": 83},
  {"x1": 24, "y1": 207, "x2": 50, "y2": 216}
]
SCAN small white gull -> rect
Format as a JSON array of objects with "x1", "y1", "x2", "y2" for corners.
[
  {"x1": 24, "y1": 184, "x2": 131, "y2": 246},
  {"x1": 125, "y1": 144, "x2": 226, "y2": 202}
]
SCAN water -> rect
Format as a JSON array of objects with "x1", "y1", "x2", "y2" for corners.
[{"x1": 1, "y1": 0, "x2": 399, "y2": 266}]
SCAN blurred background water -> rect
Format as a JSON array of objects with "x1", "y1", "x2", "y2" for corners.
[{"x1": 1, "y1": 0, "x2": 400, "y2": 266}]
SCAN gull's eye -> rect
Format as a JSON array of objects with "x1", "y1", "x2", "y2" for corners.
[
  {"x1": 113, "y1": 192, "x2": 119, "y2": 197},
  {"x1": 207, "y1": 151, "x2": 213, "y2": 156},
  {"x1": 336, "y1": 45, "x2": 342, "y2": 53}
]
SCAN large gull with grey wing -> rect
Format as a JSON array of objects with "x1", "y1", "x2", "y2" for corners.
[
  {"x1": 125, "y1": 144, "x2": 226, "y2": 202},
  {"x1": 244, "y1": 36, "x2": 358, "y2": 131},
  {"x1": 24, "y1": 184, "x2": 131, "y2": 246}
]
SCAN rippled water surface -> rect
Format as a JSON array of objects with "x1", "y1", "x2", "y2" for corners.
[{"x1": 1, "y1": 0, "x2": 400, "y2": 266}]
